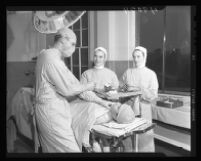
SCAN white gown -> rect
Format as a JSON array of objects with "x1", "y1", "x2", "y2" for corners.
[
  {"x1": 120, "y1": 66, "x2": 159, "y2": 152},
  {"x1": 70, "y1": 67, "x2": 119, "y2": 149},
  {"x1": 35, "y1": 48, "x2": 86, "y2": 152},
  {"x1": 81, "y1": 67, "x2": 119, "y2": 90}
]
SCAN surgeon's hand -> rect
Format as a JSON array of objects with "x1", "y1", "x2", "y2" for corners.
[{"x1": 100, "y1": 100, "x2": 115, "y2": 109}]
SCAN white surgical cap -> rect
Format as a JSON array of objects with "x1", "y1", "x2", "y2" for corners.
[
  {"x1": 57, "y1": 26, "x2": 76, "y2": 41},
  {"x1": 133, "y1": 46, "x2": 148, "y2": 65},
  {"x1": 94, "y1": 47, "x2": 108, "y2": 59},
  {"x1": 134, "y1": 46, "x2": 147, "y2": 58}
]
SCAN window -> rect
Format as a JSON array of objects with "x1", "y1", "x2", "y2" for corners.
[
  {"x1": 136, "y1": 6, "x2": 191, "y2": 93},
  {"x1": 65, "y1": 12, "x2": 89, "y2": 80}
]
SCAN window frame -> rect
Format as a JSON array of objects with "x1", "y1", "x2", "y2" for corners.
[{"x1": 135, "y1": 7, "x2": 191, "y2": 96}]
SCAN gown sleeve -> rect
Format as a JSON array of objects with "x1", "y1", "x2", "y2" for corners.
[
  {"x1": 120, "y1": 69, "x2": 158, "y2": 102},
  {"x1": 79, "y1": 71, "x2": 104, "y2": 103},
  {"x1": 111, "y1": 72, "x2": 119, "y2": 90},
  {"x1": 44, "y1": 62, "x2": 88, "y2": 97},
  {"x1": 141, "y1": 71, "x2": 159, "y2": 102},
  {"x1": 80, "y1": 71, "x2": 89, "y2": 84}
]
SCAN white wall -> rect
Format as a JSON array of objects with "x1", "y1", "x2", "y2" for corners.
[
  {"x1": 89, "y1": 11, "x2": 136, "y2": 61},
  {"x1": 7, "y1": 13, "x2": 46, "y2": 62}
]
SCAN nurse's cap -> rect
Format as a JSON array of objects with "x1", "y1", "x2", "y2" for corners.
[
  {"x1": 134, "y1": 46, "x2": 147, "y2": 57},
  {"x1": 116, "y1": 104, "x2": 135, "y2": 124},
  {"x1": 57, "y1": 26, "x2": 76, "y2": 41},
  {"x1": 94, "y1": 47, "x2": 108, "y2": 59}
]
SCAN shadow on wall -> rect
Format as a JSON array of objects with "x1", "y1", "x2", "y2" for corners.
[
  {"x1": 7, "y1": 62, "x2": 36, "y2": 109},
  {"x1": 105, "y1": 60, "x2": 133, "y2": 80},
  {"x1": 6, "y1": 12, "x2": 45, "y2": 109},
  {"x1": 7, "y1": 13, "x2": 46, "y2": 62},
  {"x1": 7, "y1": 21, "x2": 14, "y2": 50}
]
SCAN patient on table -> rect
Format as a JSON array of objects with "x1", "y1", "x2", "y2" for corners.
[
  {"x1": 94, "y1": 103, "x2": 135, "y2": 125},
  {"x1": 70, "y1": 47, "x2": 136, "y2": 152},
  {"x1": 91, "y1": 102, "x2": 136, "y2": 152}
]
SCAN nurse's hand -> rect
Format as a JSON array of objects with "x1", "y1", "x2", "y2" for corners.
[{"x1": 126, "y1": 85, "x2": 141, "y2": 92}]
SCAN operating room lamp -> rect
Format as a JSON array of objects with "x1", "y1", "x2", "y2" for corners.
[{"x1": 33, "y1": 11, "x2": 86, "y2": 34}]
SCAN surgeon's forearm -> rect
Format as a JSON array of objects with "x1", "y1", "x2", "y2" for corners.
[
  {"x1": 79, "y1": 91, "x2": 112, "y2": 109},
  {"x1": 79, "y1": 91, "x2": 103, "y2": 103}
]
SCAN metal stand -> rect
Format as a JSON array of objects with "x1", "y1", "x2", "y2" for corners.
[{"x1": 89, "y1": 122, "x2": 156, "y2": 152}]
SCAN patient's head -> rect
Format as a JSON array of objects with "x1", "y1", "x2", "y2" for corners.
[
  {"x1": 115, "y1": 104, "x2": 135, "y2": 124},
  {"x1": 95, "y1": 103, "x2": 135, "y2": 125}
]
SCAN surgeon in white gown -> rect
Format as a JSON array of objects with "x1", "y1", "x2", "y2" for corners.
[
  {"x1": 70, "y1": 47, "x2": 119, "y2": 151},
  {"x1": 120, "y1": 46, "x2": 159, "y2": 152},
  {"x1": 34, "y1": 27, "x2": 96, "y2": 152}
]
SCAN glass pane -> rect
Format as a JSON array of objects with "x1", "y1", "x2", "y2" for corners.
[
  {"x1": 74, "y1": 30, "x2": 80, "y2": 47},
  {"x1": 82, "y1": 12, "x2": 88, "y2": 29},
  {"x1": 73, "y1": 66, "x2": 80, "y2": 80},
  {"x1": 73, "y1": 19, "x2": 80, "y2": 30},
  {"x1": 138, "y1": 10, "x2": 164, "y2": 90},
  {"x1": 73, "y1": 48, "x2": 79, "y2": 66},
  {"x1": 64, "y1": 57, "x2": 71, "y2": 68},
  {"x1": 81, "y1": 67, "x2": 88, "y2": 75},
  {"x1": 82, "y1": 29, "x2": 88, "y2": 47},
  {"x1": 81, "y1": 48, "x2": 88, "y2": 66},
  {"x1": 165, "y1": 6, "x2": 191, "y2": 92}
]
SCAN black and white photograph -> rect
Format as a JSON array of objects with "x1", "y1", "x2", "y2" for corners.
[{"x1": 6, "y1": 6, "x2": 195, "y2": 157}]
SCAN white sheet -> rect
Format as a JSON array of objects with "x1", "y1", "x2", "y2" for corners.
[
  {"x1": 7, "y1": 87, "x2": 35, "y2": 152},
  {"x1": 152, "y1": 94, "x2": 191, "y2": 129},
  {"x1": 92, "y1": 118, "x2": 151, "y2": 137}
]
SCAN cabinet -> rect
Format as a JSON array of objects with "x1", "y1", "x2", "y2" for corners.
[
  {"x1": 152, "y1": 94, "x2": 191, "y2": 151},
  {"x1": 153, "y1": 120, "x2": 191, "y2": 151}
]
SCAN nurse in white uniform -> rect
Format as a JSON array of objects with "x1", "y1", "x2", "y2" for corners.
[
  {"x1": 120, "y1": 46, "x2": 159, "y2": 152},
  {"x1": 70, "y1": 47, "x2": 119, "y2": 151}
]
